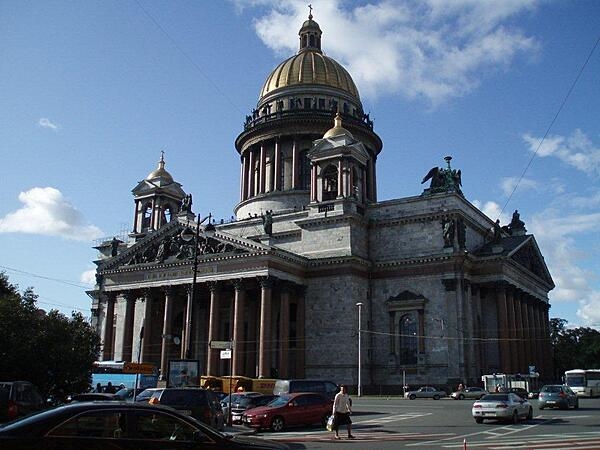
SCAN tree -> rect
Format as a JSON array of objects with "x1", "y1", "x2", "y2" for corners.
[
  {"x1": 550, "y1": 317, "x2": 600, "y2": 380},
  {"x1": 0, "y1": 272, "x2": 101, "y2": 398}
]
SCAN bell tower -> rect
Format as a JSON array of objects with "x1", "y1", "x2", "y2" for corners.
[{"x1": 130, "y1": 153, "x2": 187, "y2": 240}]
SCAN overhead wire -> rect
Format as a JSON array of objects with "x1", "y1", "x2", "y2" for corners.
[{"x1": 499, "y1": 35, "x2": 600, "y2": 219}]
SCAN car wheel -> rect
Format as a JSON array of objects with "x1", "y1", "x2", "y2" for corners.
[
  {"x1": 433, "y1": 395, "x2": 440, "y2": 400},
  {"x1": 475, "y1": 418, "x2": 483, "y2": 424},
  {"x1": 526, "y1": 407, "x2": 533, "y2": 421},
  {"x1": 458, "y1": 394, "x2": 465, "y2": 400},
  {"x1": 271, "y1": 416, "x2": 285, "y2": 432},
  {"x1": 409, "y1": 394, "x2": 416, "y2": 400}
]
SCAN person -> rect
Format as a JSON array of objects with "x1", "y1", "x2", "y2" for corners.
[
  {"x1": 95, "y1": 382, "x2": 103, "y2": 393},
  {"x1": 457, "y1": 383, "x2": 464, "y2": 392},
  {"x1": 332, "y1": 384, "x2": 354, "y2": 440},
  {"x1": 106, "y1": 381, "x2": 116, "y2": 394}
]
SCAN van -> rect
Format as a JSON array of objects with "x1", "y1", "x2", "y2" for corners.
[
  {"x1": 0, "y1": 381, "x2": 44, "y2": 422},
  {"x1": 273, "y1": 379, "x2": 338, "y2": 401}
]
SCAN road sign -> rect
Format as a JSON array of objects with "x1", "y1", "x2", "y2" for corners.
[
  {"x1": 220, "y1": 349, "x2": 232, "y2": 359},
  {"x1": 210, "y1": 340, "x2": 232, "y2": 349},
  {"x1": 123, "y1": 362, "x2": 156, "y2": 375}
]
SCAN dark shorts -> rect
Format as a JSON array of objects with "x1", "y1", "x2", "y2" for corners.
[{"x1": 334, "y1": 412, "x2": 352, "y2": 427}]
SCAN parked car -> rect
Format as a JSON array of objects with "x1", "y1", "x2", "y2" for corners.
[
  {"x1": 507, "y1": 387, "x2": 529, "y2": 399},
  {"x1": 134, "y1": 387, "x2": 162, "y2": 402},
  {"x1": 221, "y1": 392, "x2": 277, "y2": 425},
  {"x1": 450, "y1": 387, "x2": 487, "y2": 400},
  {"x1": 0, "y1": 381, "x2": 44, "y2": 422},
  {"x1": 69, "y1": 392, "x2": 118, "y2": 402},
  {"x1": 242, "y1": 392, "x2": 331, "y2": 432},
  {"x1": 472, "y1": 393, "x2": 533, "y2": 424},
  {"x1": 404, "y1": 386, "x2": 447, "y2": 400},
  {"x1": 538, "y1": 384, "x2": 579, "y2": 410},
  {"x1": 0, "y1": 401, "x2": 289, "y2": 449},
  {"x1": 272, "y1": 379, "x2": 339, "y2": 401},
  {"x1": 148, "y1": 387, "x2": 225, "y2": 431}
]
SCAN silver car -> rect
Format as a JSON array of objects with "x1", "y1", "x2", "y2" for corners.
[
  {"x1": 451, "y1": 387, "x2": 488, "y2": 400},
  {"x1": 538, "y1": 384, "x2": 579, "y2": 410},
  {"x1": 404, "y1": 386, "x2": 447, "y2": 400},
  {"x1": 472, "y1": 393, "x2": 533, "y2": 424}
]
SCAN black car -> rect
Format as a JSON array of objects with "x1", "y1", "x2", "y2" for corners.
[
  {"x1": 148, "y1": 388, "x2": 224, "y2": 431},
  {"x1": 0, "y1": 381, "x2": 44, "y2": 422},
  {"x1": 221, "y1": 392, "x2": 277, "y2": 425},
  {"x1": 0, "y1": 401, "x2": 289, "y2": 450},
  {"x1": 507, "y1": 387, "x2": 529, "y2": 399}
]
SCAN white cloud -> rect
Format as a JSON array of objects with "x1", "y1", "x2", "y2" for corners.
[
  {"x1": 0, "y1": 187, "x2": 103, "y2": 241},
  {"x1": 500, "y1": 176, "x2": 538, "y2": 196},
  {"x1": 244, "y1": 0, "x2": 539, "y2": 105},
  {"x1": 38, "y1": 118, "x2": 60, "y2": 131},
  {"x1": 522, "y1": 129, "x2": 600, "y2": 175},
  {"x1": 471, "y1": 199, "x2": 510, "y2": 224},
  {"x1": 528, "y1": 208, "x2": 600, "y2": 327},
  {"x1": 80, "y1": 269, "x2": 97, "y2": 286}
]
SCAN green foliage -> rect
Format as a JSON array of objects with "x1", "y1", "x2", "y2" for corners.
[
  {"x1": 550, "y1": 317, "x2": 600, "y2": 379},
  {"x1": 0, "y1": 272, "x2": 101, "y2": 398}
]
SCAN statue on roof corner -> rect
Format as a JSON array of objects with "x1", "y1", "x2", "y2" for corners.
[
  {"x1": 180, "y1": 194, "x2": 193, "y2": 213},
  {"x1": 421, "y1": 156, "x2": 463, "y2": 196}
]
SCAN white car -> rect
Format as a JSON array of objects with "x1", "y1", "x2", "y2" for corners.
[
  {"x1": 404, "y1": 386, "x2": 447, "y2": 400},
  {"x1": 451, "y1": 387, "x2": 488, "y2": 400},
  {"x1": 472, "y1": 393, "x2": 533, "y2": 424}
]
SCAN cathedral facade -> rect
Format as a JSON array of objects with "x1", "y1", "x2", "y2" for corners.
[{"x1": 89, "y1": 15, "x2": 554, "y2": 392}]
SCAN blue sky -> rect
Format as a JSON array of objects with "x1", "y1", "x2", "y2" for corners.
[{"x1": 1, "y1": 0, "x2": 599, "y2": 328}]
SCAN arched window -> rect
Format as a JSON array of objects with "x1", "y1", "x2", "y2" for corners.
[
  {"x1": 298, "y1": 149, "x2": 310, "y2": 190},
  {"x1": 142, "y1": 203, "x2": 152, "y2": 231},
  {"x1": 399, "y1": 313, "x2": 418, "y2": 364},
  {"x1": 322, "y1": 165, "x2": 338, "y2": 201}
]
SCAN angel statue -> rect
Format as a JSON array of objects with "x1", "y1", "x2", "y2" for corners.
[{"x1": 421, "y1": 156, "x2": 463, "y2": 196}]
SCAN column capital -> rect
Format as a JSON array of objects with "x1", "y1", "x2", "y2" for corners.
[
  {"x1": 232, "y1": 278, "x2": 246, "y2": 291},
  {"x1": 207, "y1": 280, "x2": 221, "y2": 292},
  {"x1": 258, "y1": 276, "x2": 274, "y2": 289},
  {"x1": 161, "y1": 285, "x2": 175, "y2": 296},
  {"x1": 124, "y1": 290, "x2": 139, "y2": 301}
]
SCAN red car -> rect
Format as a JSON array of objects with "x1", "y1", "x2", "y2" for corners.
[{"x1": 242, "y1": 392, "x2": 331, "y2": 432}]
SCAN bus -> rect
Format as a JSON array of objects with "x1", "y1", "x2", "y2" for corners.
[
  {"x1": 564, "y1": 369, "x2": 600, "y2": 397},
  {"x1": 91, "y1": 361, "x2": 159, "y2": 391}
]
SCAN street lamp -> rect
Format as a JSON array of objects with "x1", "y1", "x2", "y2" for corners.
[
  {"x1": 180, "y1": 213, "x2": 214, "y2": 359},
  {"x1": 356, "y1": 302, "x2": 363, "y2": 397}
]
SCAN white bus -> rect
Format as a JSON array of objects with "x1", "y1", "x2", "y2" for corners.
[{"x1": 564, "y1": 369, "x2": 600, "y2": 397}]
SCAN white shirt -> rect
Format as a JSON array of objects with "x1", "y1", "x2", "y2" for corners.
[{"x1": 333, "y1": 392, "x2": 352, "y2": 414}]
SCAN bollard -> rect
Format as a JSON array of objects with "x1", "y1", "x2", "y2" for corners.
[{"x1": 463, "y1": 438, "x2": 467, "y2": 449}]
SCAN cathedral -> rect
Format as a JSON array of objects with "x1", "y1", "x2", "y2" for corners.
[{"x1": 89, "y1": 14, "x2": 554, "y2": 392}]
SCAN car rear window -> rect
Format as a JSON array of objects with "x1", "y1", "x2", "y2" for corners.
[
  {"x1": 542, "y1": 385, "x2": 561, "y2": 393},
  {"x1": 160, "y1": 389, "x2": 207, "y2": 407},
  {"x1": 481, "y1": 394, "x2": 508, "y2": 401}
]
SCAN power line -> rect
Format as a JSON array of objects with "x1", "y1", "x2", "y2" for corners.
[
  {"x1": 133, "y1": 0, "x2": 245, "y2": 116},
  {"x1": 0, "y1": 264, "x2": 92, "y2": 289},
  {"x1": 499, "y1": 35, "x2": 600, "y2": 218}
]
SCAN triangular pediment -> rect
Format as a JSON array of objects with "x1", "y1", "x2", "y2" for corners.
[
  {"x1": 98, "y1": 220, "x2": 269, "y2": 272},
  {"x1": 309, "y1": 136, "x2": 370, "y2": 166},
  {"x1": 132, "y1": 178, "x2": 186, "y2": 198},
  {"x1": 508, "y1": 236, "x2": 554, "y2": 287}
]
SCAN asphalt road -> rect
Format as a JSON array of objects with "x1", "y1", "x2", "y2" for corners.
[{"x1": 231, "y1": 396, "x2": 600, "y2": 449}]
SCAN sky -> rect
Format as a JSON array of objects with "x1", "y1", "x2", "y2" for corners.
[{"x1": 1, "y1": 0, "x2": 599, "y2": 329}]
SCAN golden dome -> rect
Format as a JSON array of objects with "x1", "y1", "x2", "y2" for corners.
[
  {"x1": 259, "y1": 13, "x2": 360, "y2": 101},
  {"x1": 146, "y1": 153, "x2": 173, "y2": 184},
  {"x1": 260, "y1": 52, "x2": 360, "y2": 100},
  {"x1": 323, "y1": 113, "x2": 354, "y2": 139}
]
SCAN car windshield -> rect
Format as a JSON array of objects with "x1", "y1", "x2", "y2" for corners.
[
  {"x1": 267, "y1": 395, "x2": 290, "y2": 407},
  {"x1": 480, "y1": 394, "x2": 508, "y2": 401}
]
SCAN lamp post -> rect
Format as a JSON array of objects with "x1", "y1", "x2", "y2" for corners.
[
  {"x1": 180, "y1": 213, "x2": 214, "y2": 359},
  {"x1": 356, "y1": 302, "x2": 363, "y2": 397}
]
